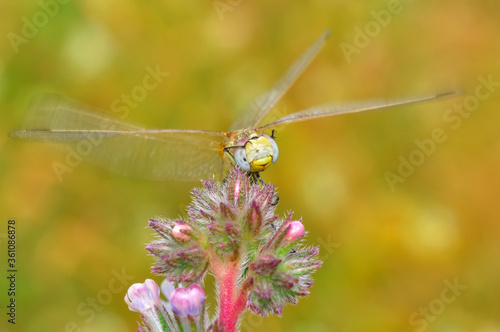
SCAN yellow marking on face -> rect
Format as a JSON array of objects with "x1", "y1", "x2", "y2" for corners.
[{"x1": 245, "y1": 136, "x2": 275, "y2": 172}]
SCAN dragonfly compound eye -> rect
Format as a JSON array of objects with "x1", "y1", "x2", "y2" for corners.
[
  {"x1": 234, "y1": 147, "x2": 251, "y2": 171},
  {"x1": 264, "y1": 134, "x2": 279, "y2": 163}
]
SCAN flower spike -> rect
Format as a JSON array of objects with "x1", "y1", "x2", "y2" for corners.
[{"x1": 128, "y1": 168, "x2": 322, "y2": 331}]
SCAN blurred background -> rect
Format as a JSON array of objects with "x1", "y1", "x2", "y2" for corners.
[{"x1": 1, "y1": 0, "x2": 500, "y2": 331}]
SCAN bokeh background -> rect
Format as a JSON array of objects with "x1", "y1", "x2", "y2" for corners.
[{"x1": 1, "y1": 1, "x2": 500, "y2": 331}]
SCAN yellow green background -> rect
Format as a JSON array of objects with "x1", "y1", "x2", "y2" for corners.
[{"x1": 1, "y1": 1, "x2": 500, "y2": 331}]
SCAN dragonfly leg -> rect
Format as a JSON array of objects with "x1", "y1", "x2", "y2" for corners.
[
  {"x1": 254, "y1": 172, "x2": 266, "y2": 186},
  {"x1": 271, "y1": 193, "x2": 280, "y2": 206},
  {"x1": 251, "y1": 172, "x2": 280, "y2": 205},
  {"x1": 223, "y1": 146, "x2": 237, "y2": 164}
]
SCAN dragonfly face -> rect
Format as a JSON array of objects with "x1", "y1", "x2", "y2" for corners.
[
  {"x1": 9, "y1": 29, "x2": 459, "y2": 182},
  {"x1": 229, "y1": 132, "x2": 279, "y2": 173}
]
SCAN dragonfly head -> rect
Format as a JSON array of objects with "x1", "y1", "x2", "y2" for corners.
[{"x1": 234, "y1": 133, "x2": 279, "y2": 173}]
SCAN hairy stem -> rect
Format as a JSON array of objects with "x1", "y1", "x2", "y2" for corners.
[{"x1": 218, "y1": 262, "x2": 246, "y2": 332}]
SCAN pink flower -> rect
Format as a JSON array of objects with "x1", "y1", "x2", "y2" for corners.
[{"x1": 170, "y1": 284, "x2": 206, "y2": 317}]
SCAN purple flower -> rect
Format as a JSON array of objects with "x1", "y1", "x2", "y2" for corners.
[
  {"x1": 124, "y1": 279, "x2": 162, "y2": 314},
  {"x1": 284, "y1": 221, "x2": 305, "y2": 242},
  {"x1": 170, "y1": 284, "x2": 206, "y2": 317}
]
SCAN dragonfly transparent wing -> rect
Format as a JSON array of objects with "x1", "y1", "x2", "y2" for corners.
[
  {"x1": 257, "y1": 90, "x2": 460, "y2": 130},
  {"x1": 9, "y1": 95, "x2": 228, "y2": 181},
  {"x1": 229, "y1": 29, "x2": 331, "y2": 131}
]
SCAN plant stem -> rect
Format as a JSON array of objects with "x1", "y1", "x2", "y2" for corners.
[{"x1": 218, "y1": 262, "x2": 246, "y2": 332}]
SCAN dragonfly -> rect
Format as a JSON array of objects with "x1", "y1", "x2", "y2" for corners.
[{"x1": 9, "y1": 29, "x2": 459, "y2": 183}]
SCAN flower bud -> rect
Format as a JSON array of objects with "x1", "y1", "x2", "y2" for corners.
[
  {"x1": 170, "y1": 284, "x2": 206, "y2": 317},
  {"x1": 124, "y1": 279, "x2": 161, "y2": 314},
  {"x1": 284, "y1": 221, "x2": 305, "y2": 242},
  {"x1": 250, "y1": 254, "x2": 281, "y2": 276},
  {"x1": 172, "y1": 223, "x2": 192, "y2": 241}
]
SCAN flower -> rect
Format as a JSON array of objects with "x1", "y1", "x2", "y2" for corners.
[
  {"x1": 124, "y1": 279, "x2": 162, "y2": 314},
  {"x1": 170, "y1": 284, "x2": 206, "y2": 317},
  {"x1": 284, "y1": 220, "x2": 305, "y2": 242}
]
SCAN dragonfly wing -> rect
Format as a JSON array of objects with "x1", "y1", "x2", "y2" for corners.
[
  {"x1": 229, "y1": 29, "x2": 331, "y2": 131},
  {"x1": 60, "y1": 133, "x2": 226, "y2": 181},
  {"x1": 17, "y1": 94, "x2": 144, "y2": 132},
  {"x1": 258, "y1": 90, "x2": 460, "y2": 130},
  {"x1": 10, "y1": 94, "x2": 227, "y2": 181}
]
